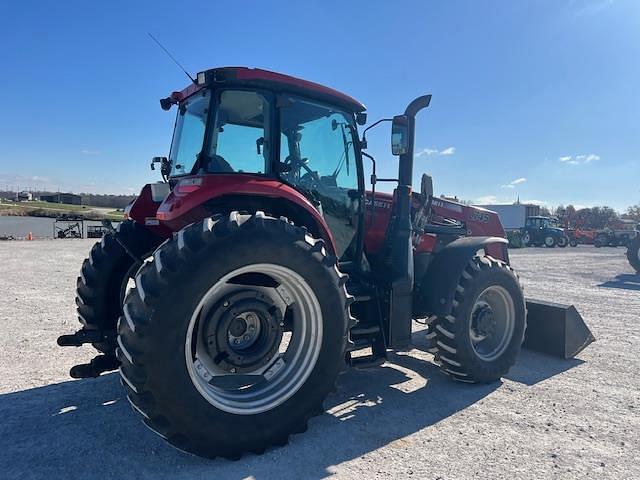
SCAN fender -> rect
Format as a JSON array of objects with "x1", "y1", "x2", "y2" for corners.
[
  {"x1": 155, "y1": 174, "x2": 337, "y2": 253},
  {"x1": 416, "y1": 236, "x2": 508, "y2": 317}
]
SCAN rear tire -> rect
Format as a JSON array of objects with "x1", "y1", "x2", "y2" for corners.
[
  {"x1": 75, "y1": 220, "x2": 162, "y2": 354},
  {"x1": 628, "y1": 236, "x2": 640, "y2": 273},
  {"x1": 117, "y1": 212, "x2": 352, "y2": 458},
  {"x1": 570, "y1": 239, "x2": 578, "y2": 247},
  {"x1": 557, "y1": 236, "x2": 568, "y2": 248},
  {"x1": 430, "y1": 256, "x2": 526, "y2": 383},
  {"x1": 544, "y1": 236, "x2": 556, "y2": 248}
]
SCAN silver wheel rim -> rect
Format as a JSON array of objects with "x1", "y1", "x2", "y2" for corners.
[
  {"x1": 523, "y1": 234, "x2": 530, "y2": 245},
  {"x1": 545, "y1": 237, "x2": 554, "y2": 247},
  {"x1": 469, "y1": 285, "x2": 515, "y2": 361},
  {"x1": 185, "y1": 263, "x2": 323, "y2": 415},
  {"x1": 558, "y1": 237, "x2": 567, "y2": 247}
]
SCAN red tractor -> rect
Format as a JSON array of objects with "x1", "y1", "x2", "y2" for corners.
[{"x1": 58, "y1": 67, "x2": 592, "y2": 459}]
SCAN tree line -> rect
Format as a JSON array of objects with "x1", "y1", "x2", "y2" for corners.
[{"x1": 542, "y1": 204, "x2": 640, "y2": 230}]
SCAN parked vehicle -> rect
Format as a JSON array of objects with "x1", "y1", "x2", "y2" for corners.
[
  {"x1": 627, "y1": 232, "x2": 640, "y2": 273},
  {"x1": 522, "y1": 216, "x2": 569, "y2": 248},
  {"x1": 57, "y1": 67, "x2": 593, "y2": 459}
]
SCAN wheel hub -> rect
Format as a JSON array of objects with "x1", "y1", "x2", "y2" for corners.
[
  {"x1": 468, "y1": 286, "x2": 516, "y2": 362},
  {"x1": 473, "y1": 304, "x2": 496, "y2": 338},
  {"x1": 204, "y1": 290, "x2": 283, "y2": 374}
]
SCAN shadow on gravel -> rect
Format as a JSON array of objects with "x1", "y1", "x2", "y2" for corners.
[
  {"x1": 598, "y1": 274, "x2": 640, "y2": 291},
  {"x1": 506, "y1": 349, "x2": 584, "y2": 386},
  {"x1": 0, "y1": 340, "x2": 500, "y2": 479}
]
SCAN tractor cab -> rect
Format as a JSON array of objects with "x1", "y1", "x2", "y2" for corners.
[{"x1": 154, "y1": 67, "x2": 366, "y2": 261}]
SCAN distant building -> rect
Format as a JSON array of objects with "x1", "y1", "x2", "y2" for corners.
[
  {"x1": 39, "y1": 193, "x2": 82, "y2": 205},
  {"x1": 17, "y1": 191, "x2": 33, "y2": 201},
  {"x1": 473, "y1": 202, "x2": 541, "y2": 230}
]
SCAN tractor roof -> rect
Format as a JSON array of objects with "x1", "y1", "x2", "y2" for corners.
[{"x1": 169, "y1": 67, "x2": 366, "y2": 113}]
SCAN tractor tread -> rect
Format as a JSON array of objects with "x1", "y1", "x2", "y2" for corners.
[
  {"x1": 117, "y1": 212, "x2": 352, "y2": 459},
  {"x1": 72, "y1": 220, "x2": 162, "y2": 355},
  {"x1": 430, "y1": 255, "x2": 527, "y2": 383}
]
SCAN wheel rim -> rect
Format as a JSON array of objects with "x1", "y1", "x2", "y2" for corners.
[
  {"x1": 558, "y1": 237, "x2": 567, "y2": 247},
  {"x1": 185, "y1": 263, "x2": 323, "y2": 415},
  {"x1": 545, "y1": 237, "x2": 554, "y2": 247},
  {"x1": 468, "y1": 285, "x2": 515, "y2": 362},
  {"x1": 523, "y1": 234, "x2": 530, "y2": 245}
]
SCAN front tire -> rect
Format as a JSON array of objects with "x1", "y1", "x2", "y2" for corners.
[
  {"x1": 429, "y1": 256, "x2": 526, "y2": 383},
  {"x1": 117, "y1": 212, "x2": 352, "y2": 458}
]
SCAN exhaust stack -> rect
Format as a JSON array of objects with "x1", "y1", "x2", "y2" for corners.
[{"x1": 523, "y1": 299, "x2": 595, "y2": 359}]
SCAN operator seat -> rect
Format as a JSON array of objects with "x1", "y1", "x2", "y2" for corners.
[{"x1": 207, "y1": 155, "x2": 234, "y2": 173}]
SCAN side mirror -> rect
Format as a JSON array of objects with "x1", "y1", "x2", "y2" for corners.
[
  {"x1": 150, "y1": 156, "x2": 166, "y2": 171},
  {"x1": 356, "y1": 112, "x2": 367, "y2": 126},
  {"x1": 391, "y1": 115, "x2": 409, "y2": 156}
]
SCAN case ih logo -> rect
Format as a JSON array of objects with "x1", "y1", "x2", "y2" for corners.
[{"x1": 365, "y1": 198, "x2": 392, "y2": 209}]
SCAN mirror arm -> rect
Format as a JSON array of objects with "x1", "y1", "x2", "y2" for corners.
[{"x1": 361, "y1": 118, "x2": 392, "y2": 149}]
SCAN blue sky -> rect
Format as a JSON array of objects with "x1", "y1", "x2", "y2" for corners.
[{"x1": 0, "y1": 0, "x2": 638, "y2": 211}]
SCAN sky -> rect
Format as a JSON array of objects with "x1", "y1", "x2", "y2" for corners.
[{"x1": 0, "y1": 0, "x2": 638, "y2": 211}]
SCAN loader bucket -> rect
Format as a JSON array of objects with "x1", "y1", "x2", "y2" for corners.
[{"x1": 523, "y1": 299, "x2": 595, "y2": 358}]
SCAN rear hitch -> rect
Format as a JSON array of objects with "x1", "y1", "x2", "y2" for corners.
[
  {"x1": 57, "y1": 328, "x2": 115, "y2": 347},
  {"x1": 69, "y1": 355, "x2": 120, "y2": 379}
]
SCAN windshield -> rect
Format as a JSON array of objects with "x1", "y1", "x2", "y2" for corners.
[{"x1": 169, "y1": 90, "x2": 210, "y2": 177}]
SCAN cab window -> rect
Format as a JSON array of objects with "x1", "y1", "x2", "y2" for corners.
[{"x1": 206, "y1": 90, "x2": 271, "y2": 174}]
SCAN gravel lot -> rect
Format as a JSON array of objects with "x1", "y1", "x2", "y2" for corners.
[{"x1": 0, "y1": 240, "x2": 638, "y2": 480}]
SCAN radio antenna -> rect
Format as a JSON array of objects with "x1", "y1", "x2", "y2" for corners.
[{"x1": 147, "y1": 33, "x2": 196, "y2": 84}]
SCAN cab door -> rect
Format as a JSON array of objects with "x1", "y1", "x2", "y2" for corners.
[{"x1": 278, "y1": 96, "x2": 362, "y2": 260}]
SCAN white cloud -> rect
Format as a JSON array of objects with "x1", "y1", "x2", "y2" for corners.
[
  {"x1": 415, "y1": 148, "x2": 439, "y2": 157},
  {"x1": 558, "y1": 153, "x2": 600, "y2": 165},
  {"x1": 501, "y1": 177, "x2": 527, "y2": 189},
  {"x1": 440, "y1": 146, "x2": 456, "y2": 156},
  {"x1": 475, "y1": 195, "x2": 499, "y2": 204},
  {"x1": 415, "y1": 146, "x2": 456, "y2": 157},
  {"x1": 30, "y1": 175, "x2": 51, "y2": 183},
  {"x1": 522, "y1": 199, "x2": 548, "y2": 206}
]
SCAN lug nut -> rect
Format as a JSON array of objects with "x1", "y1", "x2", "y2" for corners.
[
  {"x1": 243, "y1": 335, "x2": 250, "y2": 341},
  {"x1": 233, "y1": 338, "x2": 240, "y2": 345},
  {"x1": 230, "y1": 368, "x2": 237, "y2": 373}
]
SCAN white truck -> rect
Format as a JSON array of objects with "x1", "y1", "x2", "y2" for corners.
[{"x1": 472, "y1": 203, "x2": 540, "y2": 231}]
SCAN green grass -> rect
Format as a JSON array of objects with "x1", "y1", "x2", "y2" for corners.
[
  {"x1": 20, "y1": 200, "x2": 88, "y2": 211},
  {"x1": 0, "y1": 199, "x2": 125, "y2": 220}
]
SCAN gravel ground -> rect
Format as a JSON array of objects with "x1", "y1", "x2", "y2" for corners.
[{"x1": 0, "y1": 240, "x2": 638, "y2": 480}]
